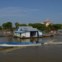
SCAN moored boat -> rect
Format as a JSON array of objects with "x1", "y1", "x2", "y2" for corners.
[{"x1": 13, "y1": 26, "x2": 43, "y2": 38}]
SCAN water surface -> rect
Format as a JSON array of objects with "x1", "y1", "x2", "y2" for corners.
[{"x1": 0, "y1": 35, "x2": 62, "y2": 62}]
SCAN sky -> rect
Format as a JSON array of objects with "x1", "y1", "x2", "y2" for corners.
[{"x1": 0, "y1": 0, "x2": 62, "y2": 25}]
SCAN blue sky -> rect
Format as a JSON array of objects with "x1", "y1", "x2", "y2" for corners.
[{"x1": 0, "y1": 0, "x2": 62, "y2": 25}]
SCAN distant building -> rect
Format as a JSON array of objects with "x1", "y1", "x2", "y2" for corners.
[{"x1": 43, "y1": 19, "x2": 52, "y2": 27}]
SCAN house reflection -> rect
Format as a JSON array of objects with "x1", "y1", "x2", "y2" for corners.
[
  {"x1": 5, "y1": 37, "x2": 42, "y2": 44},
  {"x1": 30, "y1": 38, "x2": 39, "y2": 43}
]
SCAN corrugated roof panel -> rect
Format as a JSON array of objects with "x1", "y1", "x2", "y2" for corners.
[{"x1": 18, "y1": 26, "x2": 38, "y2": 31}]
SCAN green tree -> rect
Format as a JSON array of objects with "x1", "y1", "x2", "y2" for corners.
[
  {"x1": 15, "y1": 22, "x2": 27, "y2": 28},
  {"x1": 2, "y1": 22, "x2": 12, "y2": 30},
  {"x1": 28, "y1": 23, "x2": 46, "y2": 31},
  {"x1": 15, "y1": 22, "x2": 20, "y2": 28},
  {"x1": 0, "y1": 26, "x2": 2, "y2": 30},
  {"x1": 52, "y1": 24, "x2": 62, "y2": 30}
]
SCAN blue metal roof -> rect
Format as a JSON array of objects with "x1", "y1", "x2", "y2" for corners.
[
  {"x1": 18, "y1": 26, "x2": 38, "y2": 31},
  {"x1": 14, "y1": 26, "x2": 42, "y2": 33}
]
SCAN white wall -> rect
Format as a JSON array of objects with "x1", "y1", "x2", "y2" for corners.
[
  {"x1": 14, "y1": 33, "x2": 20, "y2": 37},
  {"x1": 38, "y1": 31, "x2": 42, "y2": 36},
  {"x1": 25, "y1": 32, "x2": 30, "y2": 37},
  {"x1": 14, "y1": 31, "x2": 42, "y2": 38},
  {"x1": 21, "y1": 32, "x2": 30, "y2": 37}
]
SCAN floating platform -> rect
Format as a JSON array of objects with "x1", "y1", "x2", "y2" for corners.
[
  {"x1": 13, "y1": 34, "x2": 54, "y2": 39},
  {"x1": 0, "y1": 41, "x2": 62, "y2": 47},
  {"x1": 0, "y1": 43, "x2": 41, "y2": 47}
]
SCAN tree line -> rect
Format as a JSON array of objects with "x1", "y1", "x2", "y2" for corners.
[{"x1": 0, "y1": 22, "x2": 62, "y2": 32}]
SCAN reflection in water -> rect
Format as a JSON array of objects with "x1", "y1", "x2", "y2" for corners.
[
  {"x1": 7, "y1": 37, "x2": 42, "y2": 44},
  {"x1": 30, "y1": 38, "x2": 39, "y2": 43},
  {"x1": 0, "y1": 35, "x2": 62, "y2": 45}
]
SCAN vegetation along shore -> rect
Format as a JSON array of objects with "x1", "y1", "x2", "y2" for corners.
[{"x1": 0, "y1": 21, "x2": 62, "y2": 37}]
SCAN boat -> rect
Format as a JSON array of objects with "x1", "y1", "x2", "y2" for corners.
[{"x1": 13, "y1": 26, "x2": 43, "y2": 38}]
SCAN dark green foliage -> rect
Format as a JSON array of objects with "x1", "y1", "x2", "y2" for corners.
[
  {"x1": 28, "y1": 23, "x2": 62, "y2": 32},
  {"x1": 52, "y1": 24, "x2": 62, "y2": 30},
  {"x1": 15, "y1": 22, "x2": 27, "y2": 28},
  {"x1": 1, "y1": 21, "x2": 62, "y2": 32},
  {"x1": 0, "y1": 26, "x2": 2, "y2": 30},
  {"x1": 28, "y1": 23, "x2": 46, "y2": 31},
  {"x1": 15, "y1": 22, "x2": 20, "y2": 28},
  {"x1": 2, "y1": 22, "x2": 12, "y2": 29}
]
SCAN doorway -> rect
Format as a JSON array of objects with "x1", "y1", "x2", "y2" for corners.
[{"x1": 30, "y1": 31, "x2": 37, "y2": 37}]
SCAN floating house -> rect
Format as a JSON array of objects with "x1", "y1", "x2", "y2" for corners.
[{"x1": 13, "y1": 26, "x2": 42, "y2": 38}]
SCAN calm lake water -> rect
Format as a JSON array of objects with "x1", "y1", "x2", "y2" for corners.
[{"x1": 0, "y1": 35, "x2": 62, "y2": 62}]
